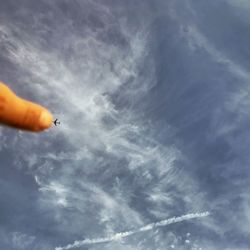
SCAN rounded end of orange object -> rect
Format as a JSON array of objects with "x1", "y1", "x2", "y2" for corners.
[
  {"x1": 39, "y1": 109, "x2": 53, "y2": 130},
  {"x1": 0, "y1": 82, "x2": 54, "y2": 132}
]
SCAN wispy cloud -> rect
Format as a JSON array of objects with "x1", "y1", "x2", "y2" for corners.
[
  {"x1": 55, "y1": 212, "x2": 209, "y2": 250},
  {"x1": 0, "y1": 1, "x2": 211, "y2": 249},
  {"x1": 184, "y1": 24, "x2": 250, "y2": 81},
  {"x1": 11, "y1": 232, "x2": 35, "y2": 250},
  {"x1": 227, "y1": 0, "x2": 250, "y2": 11}
]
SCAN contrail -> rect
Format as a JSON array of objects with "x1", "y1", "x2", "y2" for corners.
[{"x1": 55, "y1": 211, "x2": 209, "y2": 250}]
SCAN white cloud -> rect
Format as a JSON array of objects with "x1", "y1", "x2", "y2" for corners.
[
  {"x1": 11, "y1": 232, "x2": 35, "y2": 250},
  {"x1": 0, "y1": 1, "x2": 211, "y2": 249},
  {"x1": 183, "y1": 24, "x2": 250, "y2": 81},
  {"x1": 55, "y1": 212, "x2": 209, "y2": 250},
  {"x1": 227, "y1": 0, "x2": 250, "y2": 10},
  {"x1": 181, "y1": 23, "x2": 250, "y2": 137}
]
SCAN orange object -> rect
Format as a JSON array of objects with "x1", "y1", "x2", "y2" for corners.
[{"x1": 0, "y1": 82, "x2": 53, "y2": 132}]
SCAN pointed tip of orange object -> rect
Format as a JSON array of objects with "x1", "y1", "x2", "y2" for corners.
[{"x1": 0, "y1": 81, "x2": 53, "y2": 132}]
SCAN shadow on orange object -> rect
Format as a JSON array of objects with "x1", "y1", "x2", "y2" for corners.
[{"x1": 0, "y1": 82, "x2": 53, "y2": 132}]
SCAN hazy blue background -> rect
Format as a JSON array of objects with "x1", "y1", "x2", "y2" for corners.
[{"x1": 1, "y1": 0, "x2": 250, "y2": 249}]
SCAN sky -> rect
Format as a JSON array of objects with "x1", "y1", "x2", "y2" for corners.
[{"x1": 1, "y1": 0, "x2": 250, "y2": 249}]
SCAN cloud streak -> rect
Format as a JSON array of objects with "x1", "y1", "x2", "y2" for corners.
[
  {"x1": 55, "y1": 212, "x2": 210, "y2": 250},
  {"x1": 0, "y1": 1, "x2": 221, "y2": 249}
]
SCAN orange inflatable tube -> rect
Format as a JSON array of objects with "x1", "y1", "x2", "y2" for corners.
[{"x1": 0, "y1": 82, "x2": 53, "y2": 132}]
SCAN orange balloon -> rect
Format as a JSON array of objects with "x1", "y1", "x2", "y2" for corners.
[{"x1": 0, "y1": 82, "x2": 53, "y2": 132}]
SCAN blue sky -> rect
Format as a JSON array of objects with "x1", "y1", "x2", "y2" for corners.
[{"x1": 1, "y1": 0, "x2": 250, "y2": 249}]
